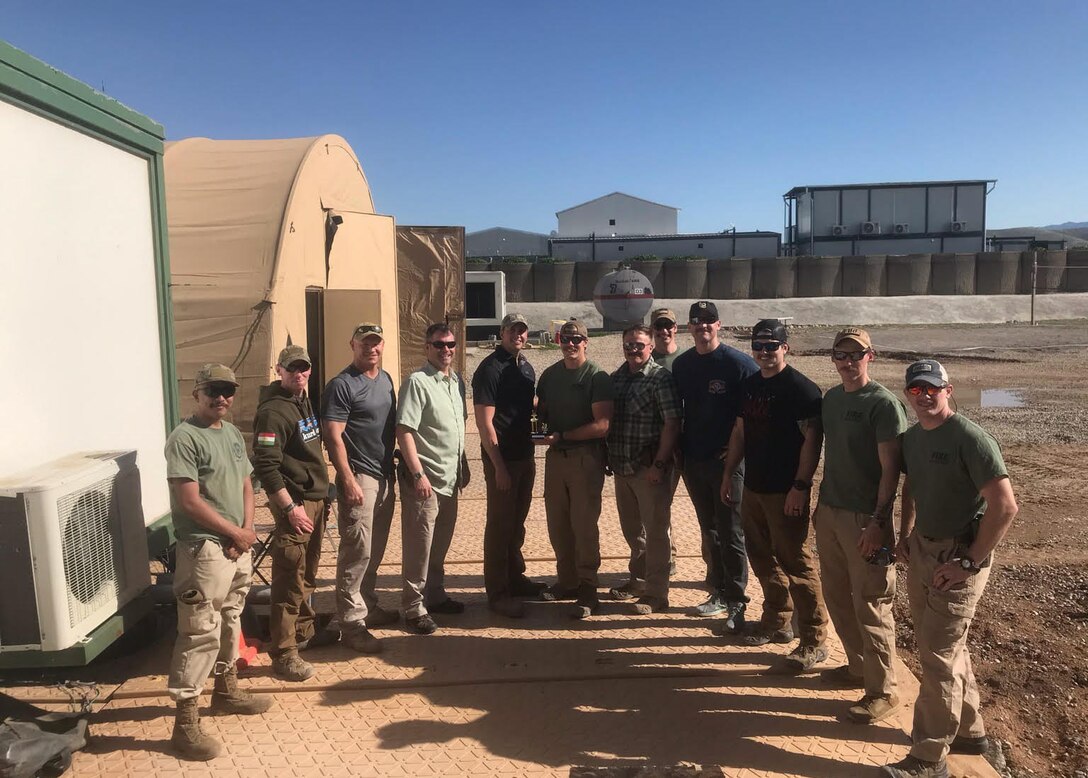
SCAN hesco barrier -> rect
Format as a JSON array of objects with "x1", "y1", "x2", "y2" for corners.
[
  {"x1": 664, "y1": 259, "x2": 708, "y2": 298},
  {"x1": 517, "y1": 252, "x2": 1086, "y2": 301},
  {"x1": 975, "y1": 252, "x2": 1021, "y2": 295},
  {"x1": 708, "y1": 257, "x2": 751, "y2": 299},
  {"x1": 842, "y1": 255, "x2": 886, "y2": 296},
  {"x1": 752, "y1": 256, "x2": 796, "y2": 298},
  {"x1": 495, "y1": 261, "x2": 533, "y2": 302},
  {"x1": 533, "y1": 261, "x2": 575, "y2": 302},
  {"x1": 886, "y1": 254, "x2": 932, "y2": 296},
  {"x1": 796, "y1": 255, "x2": 842, "y2": 297},
  {"x1": 931, "y1": 253, "x2": 976, "y2": 295}
]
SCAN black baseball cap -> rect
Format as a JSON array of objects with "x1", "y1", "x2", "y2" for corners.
[
  {"x1": 688, "y1": 300, "x2": 719, "y2": 322},
  {"x1": 752, "y1": 319, "x2": 788, "y2": 342}
]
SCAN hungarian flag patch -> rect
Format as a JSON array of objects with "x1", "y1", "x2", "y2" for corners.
[{"x1": 256, "y1": 432, "x2": 276, "y2": 447}]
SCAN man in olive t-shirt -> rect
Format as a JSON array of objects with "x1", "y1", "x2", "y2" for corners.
[{"x1": 536, "y1": 319, "x2": 614, "y2": 619}]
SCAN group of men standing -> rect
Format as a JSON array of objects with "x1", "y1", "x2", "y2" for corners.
[{"x1": 163, "y1": 305, "x2": 1017, "y2": 778}]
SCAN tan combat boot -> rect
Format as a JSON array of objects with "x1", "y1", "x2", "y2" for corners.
[
  {"x1": 170, "y1": 697, "x2": 222, "y2": 761},
  {"x1": 210, "y1": 667, "x2": 273, "y2": 715}
]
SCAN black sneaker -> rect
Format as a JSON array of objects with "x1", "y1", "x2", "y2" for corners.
[
  {"x1": 880, "y1": 755, "x2": 948, "y2": 777},
  {"x1": 510, "y1": 577, "x2": 548, "y2": 598},
  {"x1": 739, "y1": 625, "x2": 794, "y2": 646},
  {"x1": 720, "y1": 601, "x2": 746, "y2": 634},
  {"x1": 425, "y1": 598, "x2": 465, "y2": 615},
  {"x1": 405, "y1": 614, "x2": 438, "y2": 635},
  {"x1": 571, "y1": 593, "x2": 600, "y2": 620},
  {"x1": 950, "y1": 735, "x2": 989, "y2": 755},
  {"x1": 297, "y1": 625, "x2": 341, "y2": 651},
  {"x1": 541, "y1": 584, "x2": 580, "y2": 601},
  {"x1": 608, "y1": 581, "x2": 642, "y2": 601}
]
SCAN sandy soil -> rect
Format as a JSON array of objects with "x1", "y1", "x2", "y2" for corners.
[{"x1": 468, "y1": 319, "x2": 1088, "y2": 777}]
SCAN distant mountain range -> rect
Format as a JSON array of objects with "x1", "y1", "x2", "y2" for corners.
[
  {"x1": 1044, "y1": 221, "x2": 1088, "y2": 231},
  {"x1": 987, "y1": 222, "x2": 1088, "y2": 246}
]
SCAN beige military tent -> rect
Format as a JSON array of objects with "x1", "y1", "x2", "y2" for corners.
[{"x1": 164, "y1": 135, "x2": 399, "y2": 435}]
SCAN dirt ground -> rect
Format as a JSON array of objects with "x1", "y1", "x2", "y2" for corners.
[{"x1": 484, "y1": 318, "x2": 1088, "y2": 778}]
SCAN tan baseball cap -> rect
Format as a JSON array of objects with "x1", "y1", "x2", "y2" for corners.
[
  {"x1": 501, "y1": 312, "x2": 528, "y2": 329},
  {"x1": 560, "y1": 319, "x2": 588, "y2": 338},
  {"x1": 352, "y1": 322, "x2": 384, "y2": 341},
  {"x1": 194, "y1": 363, "x2": 239, "y2": 388},
  {"x1": 650, "y1": 307, "x2": 677, "y2": 325},
  {"x1": 277, "y1": 345, "x2": 311, "y2": 369},
  {"x1": 833, "y1": 326, "x2": 872, "y2": 350}
]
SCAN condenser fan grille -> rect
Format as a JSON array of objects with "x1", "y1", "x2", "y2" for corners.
[{"x1": 57, "y1": 476, "x2": 120, "y2": 627}]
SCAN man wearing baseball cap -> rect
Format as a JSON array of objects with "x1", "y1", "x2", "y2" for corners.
[
  {"x1": 252, "y1": 345, "x2": 334, "y2": 682},
  {"x1": 166, "y1": 364, "x2": 271, "y2": 761},
  {"x1": 323, "y1": 322, "x2": 399, "y2": 648},
  {"x1": 814, "y1": 327, "x2": 908, "y2": 725},
  {"x1": 649, "y1": 306, "x2": 688, "y2": 576},
  {"x1": 671, "y1": 301, "x2": 759, "y2": 629},
  {"x1": 881, "y1": 360, "x2": 1017, "y2": 778}
]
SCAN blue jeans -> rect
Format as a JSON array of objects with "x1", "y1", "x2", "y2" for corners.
[{"x1": 682, "y1": 458, "x2": 748, "y2": 603}]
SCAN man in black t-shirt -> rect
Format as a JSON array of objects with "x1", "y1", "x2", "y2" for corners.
[
  {"x1": 472, "y1": 313, "x2": 547, "y2": 618},
  {"x1": 722, "y1": 319, "x2": 829, "y2": 672}
]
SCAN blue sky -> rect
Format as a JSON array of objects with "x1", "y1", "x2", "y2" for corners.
[{"x1": 3, "y1": 1, "x2": 1085, "y2": 234}]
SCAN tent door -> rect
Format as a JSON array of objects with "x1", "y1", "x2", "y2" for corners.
[{"x1": 321, "y1": 288, "x2": 383, "y2": 403}]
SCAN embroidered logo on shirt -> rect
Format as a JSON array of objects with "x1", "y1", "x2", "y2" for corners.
[{"x1": 256, "y1": 432, "x2": 276, "y2": 447}]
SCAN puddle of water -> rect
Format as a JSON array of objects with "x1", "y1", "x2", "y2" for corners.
[{"x1": 956, "y1": 387, "x2": 1026, "y2": 408}]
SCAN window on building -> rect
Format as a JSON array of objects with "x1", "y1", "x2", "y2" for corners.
[
  {"x1": 609, "y1": 219, "x2": 616, "y2": 226},
  {"x1": 618, "y1": 245, "x2": 624, "y2": 251},
  {"x1": 698, "y1": 243, "x2": 704, "y2": 249}
]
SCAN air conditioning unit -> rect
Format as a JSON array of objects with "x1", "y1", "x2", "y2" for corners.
[
  {"x1": 831, "y1": 224, "x2": 849, "y2": 237},
  {"x1": 0, "y1": 451, "x2": 150, "y2": 652},
  {"x1": 861, "y1": 221, "x2": 880, "y2": 235},
  {"x1": 894, "y1": 223, "x2": 910, "y2": 234},
  {"x1": 951, "y1": 221, "x2": 967, "y2": 233}
]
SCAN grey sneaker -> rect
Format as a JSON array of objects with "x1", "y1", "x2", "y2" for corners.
[
  {"x1": 608, "y1": 581, "x2": 643, "y2": 601},
  {"x1": 780, "y1": 644, "x2": 829, "y2": 673},
  {"x1": 691, "y1": 594, "x2": 727, "y2": 617},
  {"x1": 271, "y1": 651, "x2": 314, "y2": 682},
  {"x1": 881, "y1": 755, "x2": 949, "y2": 777},
  {"x1": 740, "y1": 625, "x2": 794, "y2": 646}
]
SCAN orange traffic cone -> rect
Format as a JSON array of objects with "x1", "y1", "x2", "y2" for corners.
[{"x1": 236, "y1": 632, "x2": 259, "y2": 670}]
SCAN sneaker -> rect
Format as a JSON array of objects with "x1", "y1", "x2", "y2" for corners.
[
  {"x1": 426, "y1": 598, "x2": 465, "y2": 615},
  {"x1": 631, "y1": 596, "x2": 668, "y2": 615},
  {"x1": 849, "y1": 693, "x2": 902, "y2": 724},
  {"x1": 341, "y1": 627, "x2": 382, "y2": 654},
  {"x1": 405, "y1": 614, "x2": 438, "y2": 635},
  {"x1": 570, "y1": 594, "x2": 600, "y2": 620},
  {"x1": 881, "y1": 754, "x2": 949, "y2": 777},
  {"x1": 950, "y1": 735, "x2": 989, "y2": 755},
  {"x1": 510, "y1": 577, "x2": 548, "y2": 598},
  {"x1": 820, "y1": 664, "x2": 864, "y2": 689},
  {"x1": 608, "y1": 581, "x2": 643, "y2": 601},
  {"x1": 780, "y1": 644, "x2": 829, "y2": 673},
  {"x1": 297, "y1": 625, "x2": 341, "y2": 651},
  {"x1": 691, "y1": 594, "x2": 728, "y2": 617},
  {"x1": 489, "y1": 597, "x2": 525, "y2": 619},
  {"x1": 271, "y1": 651, "x2": 315, "y2": 682},
  {"x1": 541, "y1": 584, "x2": 580, "y2": 601},
  {"x1": 740, "y1": 625, "x2": 794, "y2": 646},
  {"x1": 718, "y1": 601, "x2": 747, "y2": 634},
  {"x1": 364, "y1": 606, "x2": 400, "y2": 629}
]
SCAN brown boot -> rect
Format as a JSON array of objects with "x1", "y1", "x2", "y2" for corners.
[
  {"x1": 210, "y1": 667, "x2": 273, "y2": 715},
  {"x1": 170, "y1": 697, "x2": 222, "y2": 761}
]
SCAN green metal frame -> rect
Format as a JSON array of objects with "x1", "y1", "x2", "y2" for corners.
[{"x1": 0, "y1": 41, "x2": 178, "y2": 665}]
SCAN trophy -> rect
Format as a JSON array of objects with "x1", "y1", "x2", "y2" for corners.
[{"x1": 530, "y1": 410, "x2": 549, "y2": 440}]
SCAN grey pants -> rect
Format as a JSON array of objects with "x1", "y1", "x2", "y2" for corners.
[
  {"x1": 399, "y1": 476, "x2": 458, "y2": 619},
  {"x1": 336, "y1": 473, "x2": 396, "y2": 632}
]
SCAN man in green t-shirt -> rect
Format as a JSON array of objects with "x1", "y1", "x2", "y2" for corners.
[
  {"x1": 814, "y1": 327, "x2": 908, "y2": 726},
  {"x1": 164, "y1": 364, "x2": 271, "y2": 762},
  {"x1": 536, "y1": 319, "x2": 614, "y2": 619},
  {"x1": 881, "y1": 360, "x2": 1018, "y2": 778}
]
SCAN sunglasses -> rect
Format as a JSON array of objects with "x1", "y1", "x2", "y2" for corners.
[
  {"x1": 559, "y1": 335, "x2": 586, "y2": 345},
  {"x1": 622, "y1": 342, "x2": 648, "y2": 353},
  {"x1": 284, "y1": 362, "x2": 310, "y2": 373},
  {"x1": 906, "y1": 384, "x2": 947, "y2": 397},
  {"x1": 653, "y1": 321, "x2": 676, "y2": 330},
  {"x1": 203, "y1": 383, "x2": 237, "y2": 399},
  {"x1": 689, "y1": 318, "x2": 717, "y2": 326},
  {"x1": 832, "y1": 349, "x2": 870, "y2": 362},
  {"x1": 429, "y1": 340, "x2": 457, "y2": 350},
  {"x1": 751, "y1": 341, "x2": 784, "y2": 353}
]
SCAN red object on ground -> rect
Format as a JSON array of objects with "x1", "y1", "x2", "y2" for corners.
[{"x1": 236, "y1": 634, "x2": 259, "y2": 670}]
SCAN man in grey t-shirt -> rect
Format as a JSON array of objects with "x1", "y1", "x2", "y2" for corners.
[{"x1": 322, "y1": 323, "x2": 398, "y2": 652}]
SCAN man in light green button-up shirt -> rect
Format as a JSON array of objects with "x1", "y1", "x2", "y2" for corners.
[{"x1": 396, "y1": 322, "x2": 468, "y2": 634}]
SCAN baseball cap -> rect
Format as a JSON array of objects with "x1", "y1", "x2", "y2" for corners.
[
  {"x1": 689, "y1": 301, "x2": 719, "y2": 322},
  {"x1": 650, "y1": 307, "x2": 677, "y2": 326},
  {"x1": 277, "y1": 345, "x2": 311, "y2": 369},
  {"x1": 905, "y1": 359, "x2": 950, "y2": 388},
  {"x1": 752, "y1": 318, "x2": 788, "y2": 342},
  {"x1": 560, "y1": 319, "x2": 588, "y2": 338},
  {"x1": 833, "y1": 326, "x2": 872, "y2": 350},
  {"x1": 352, "y1": 322, "x2": 384, "y2": 340},
  {"x1": 194, "y1": 363, "x2": 239, "y2": 388},
  {"x1": 501, "y1": 312, "x2": 529, "y2": 329}
]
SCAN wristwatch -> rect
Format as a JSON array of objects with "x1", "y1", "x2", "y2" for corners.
[
  {"x1": 792, "y1": 479, "x2": 811, "y2": 491},
  {"x1": 653, "y1": 460, "x2": 666, "y2": 470},
  {"x1": 413, "y1": 471, "x2": 424, "y2": 482},
  {"x1": 958, "y1": 556, "x2": 981, "y2": 574}
]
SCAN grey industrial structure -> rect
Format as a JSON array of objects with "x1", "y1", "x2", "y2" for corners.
[
  {"x1": 549, "y1": 230, "x2": 780, "y2": 261},
  {"x1": 782, "y1": 180, "x2": 995, "y2": 256}
]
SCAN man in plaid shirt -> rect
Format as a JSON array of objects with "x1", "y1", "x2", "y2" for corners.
[{"x1": 607, "y1": 325, "x2": 683, "y2": 614}]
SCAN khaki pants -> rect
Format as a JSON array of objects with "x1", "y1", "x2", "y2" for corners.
[
  {"x1": 908, "y1": 533, "x2": 991, "y2": 763},
  {"x1": 743, "y1": 489, "x2": 828, "y2": 646},
  {"x1": 336, "y1": 473, "x2": 396, "y2": 632},
  {"x1": 269, "y1": 499, "x2": 326, "y2": 656},
  {"x1": 167, "y1": 538, "x2": 252, "y2": 701},
  {"x1": 482, "y1": 455, "x2": 535, "y2": 602},
  {"x1": 812, "y1": 503, "x2": 897, "y2": 697},
  {"x1": 399, "y1": 476, "x2": 458, "y2": 619},
  {"x1": 544, "y1": 445, "x2": 605, "y2": 590},
  {"x1": 615, "y1": 468, "x2": 672, "y2": 600}
]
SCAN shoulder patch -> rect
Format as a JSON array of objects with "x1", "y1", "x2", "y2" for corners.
[{"x1": 256, "y1": 432, "x2": 276, "y2": 447}]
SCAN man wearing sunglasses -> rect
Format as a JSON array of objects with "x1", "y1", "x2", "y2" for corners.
[
  {"x1": 253, "y1": 345, "x2": 334, "y2": 682},
  {"x1": 472, "y1": 313, "x2": 547, "y2": 619},
  {"x1": 881, "y1": 360, "x2": 1017, "y2": 778},
  {"x1": 536, "y1": 319, "x2": 614, "y2": 619},
  {"x1": 671, "y1": 301, "x2": 759, "y2": 630},
  {"x1": 165, "y1": 364, "x2": 270, "y2": 761},
  {"x1": 815, "y1": 327, "x2": 908, "y2": 726},
  {"x1": 323, "y1": 323, "x2": 399, "y2": 650},
  {"x1": 607, "y1": 325, "x2": 682, "y2": 614},
  {"x1": 721, "y1": 320, "x2": 829, "y2": 672},
  {"x1": 396, "y1": 323, "x2": 468, "y2": 635}
]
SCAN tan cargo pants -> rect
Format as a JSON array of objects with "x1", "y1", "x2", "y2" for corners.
[
  {"x1": 544, "y1": 445, "x2": 605, "y2": 591},
  {"x1": 615, "y1": 467, "x2": 672, "y2": 600},
  {"x1": 399, "y1": 476, "x2": 458, "y2": 619}
]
